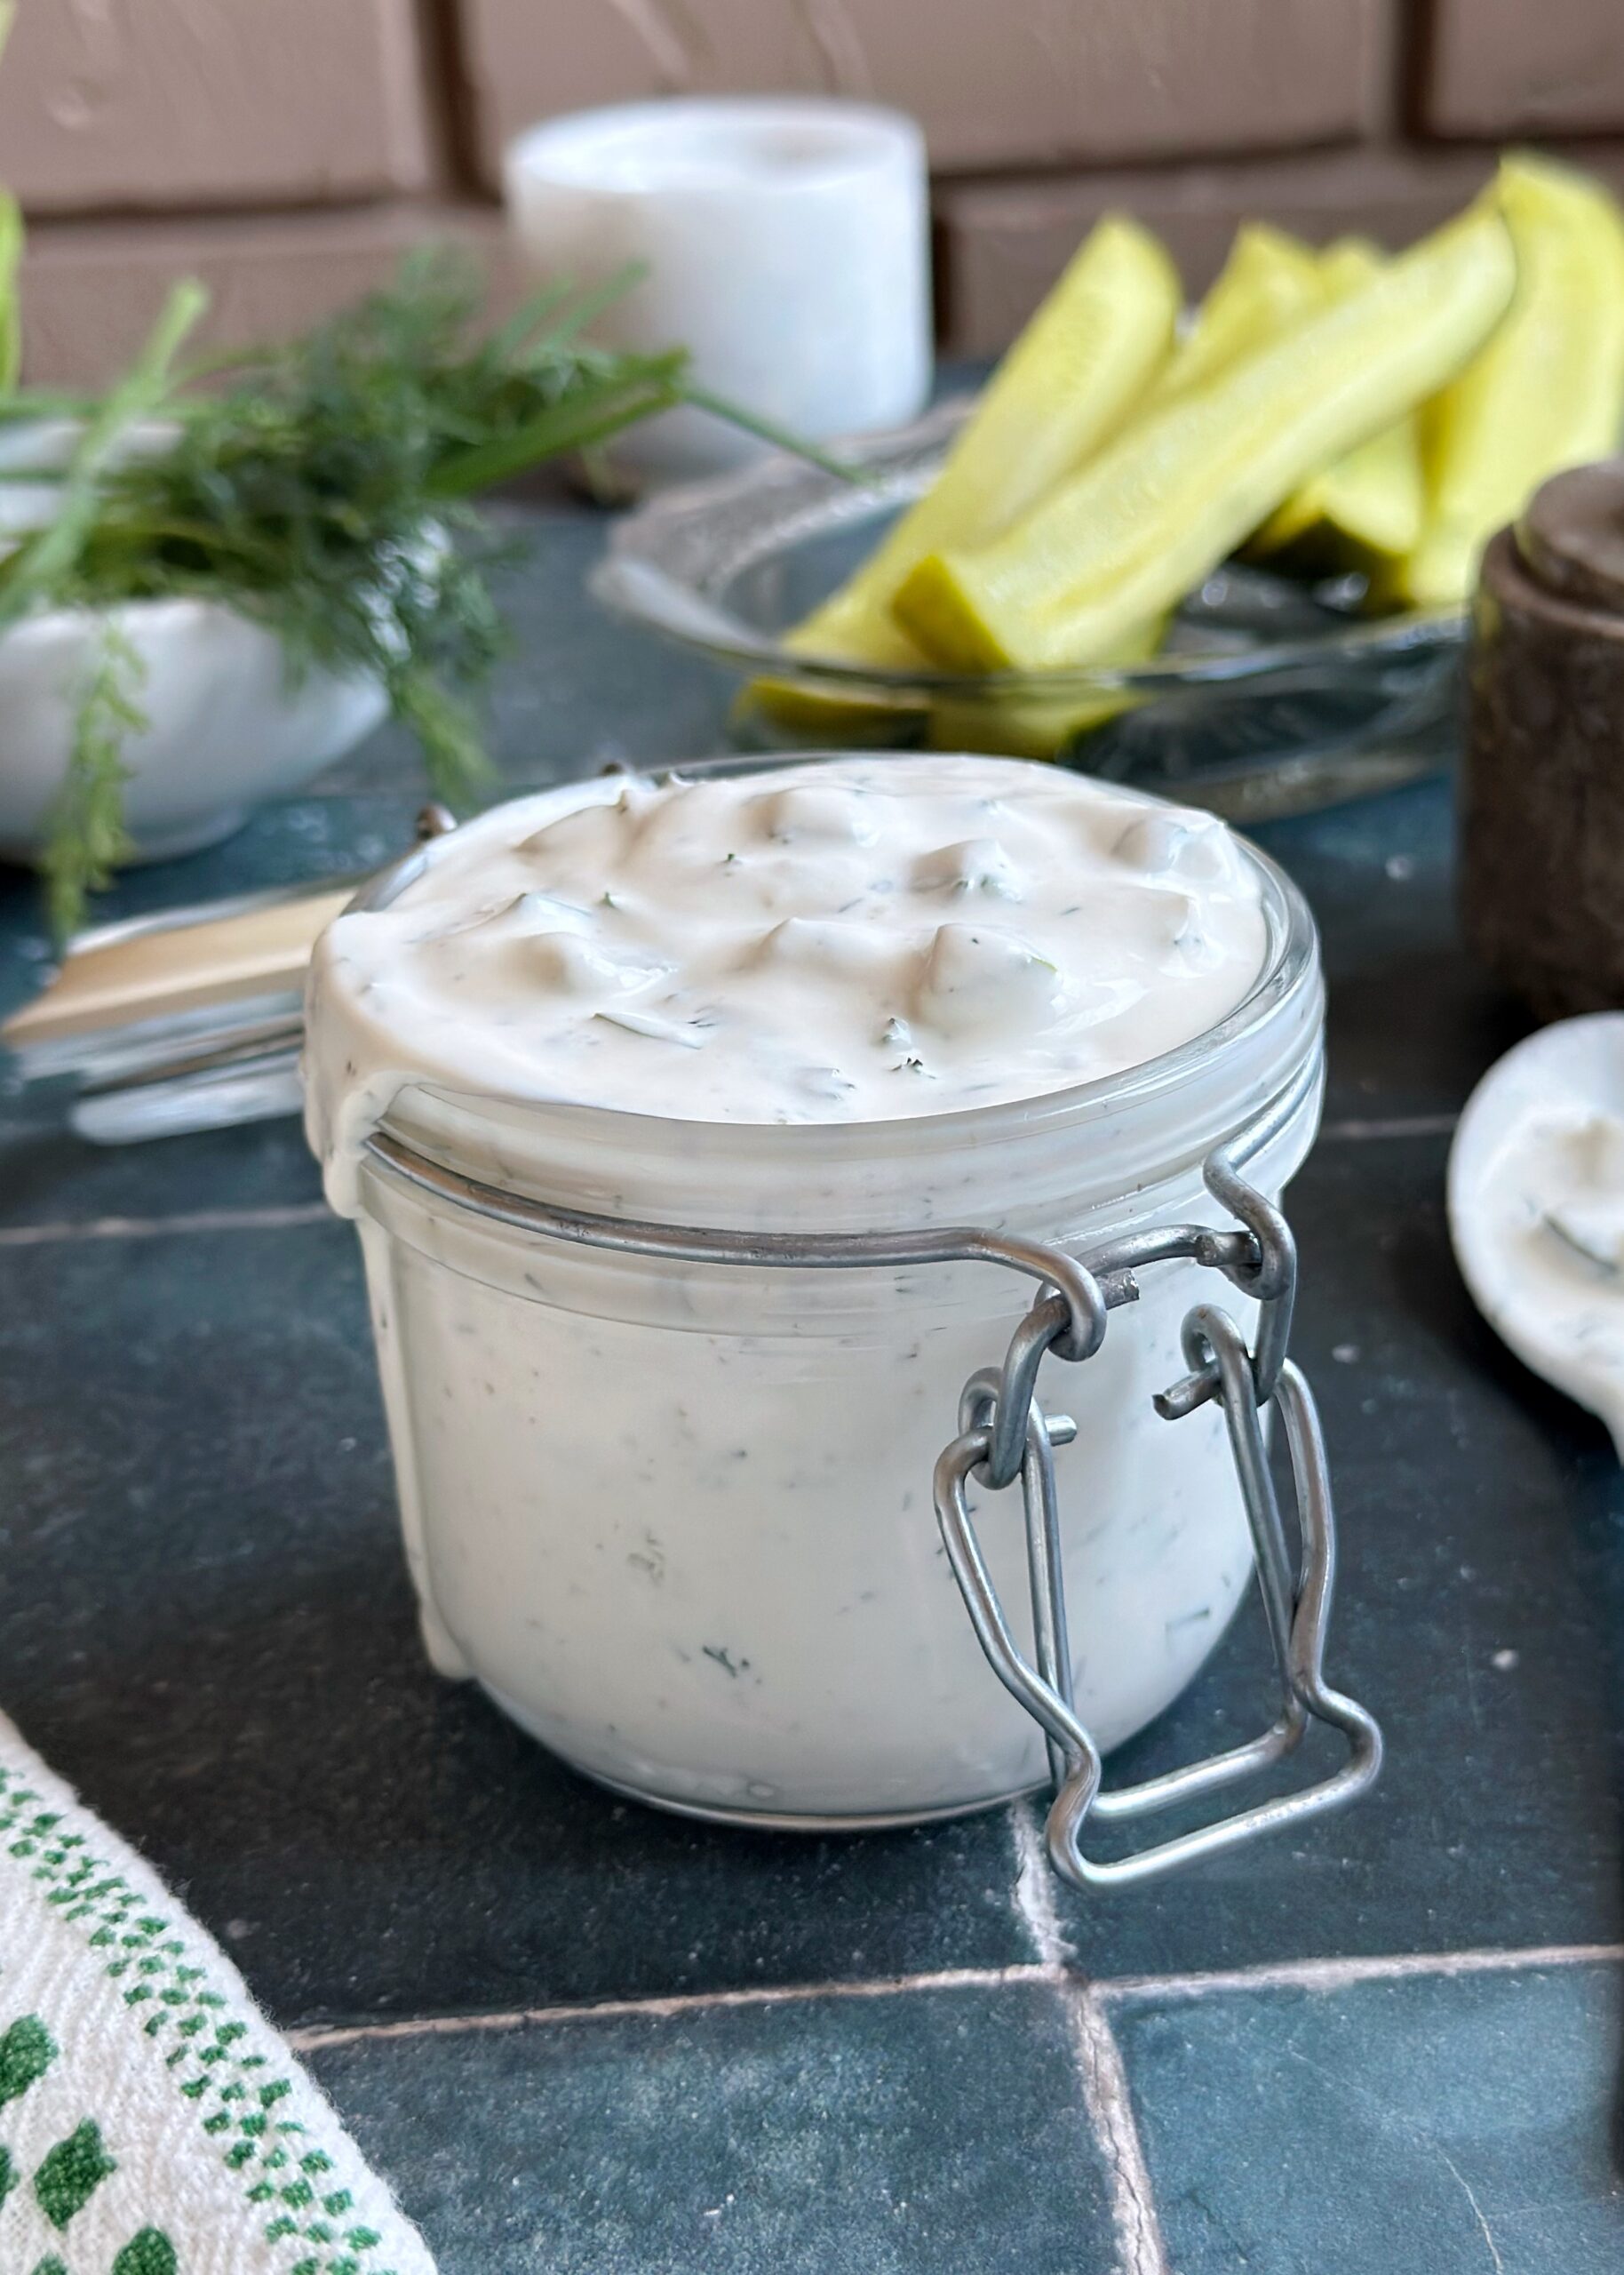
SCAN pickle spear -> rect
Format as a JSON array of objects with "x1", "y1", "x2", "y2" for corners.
[
  {"x1": 1251, "y1": 239, "x2": 1424, "y2": 566},
  {"x1": 1394, "y1": 153, "x2": 1624, "y2": 609},
  {"x1": 895, "y1": 204, "x2": 1516, "y2": 674},
  {"x1": 921, "y1": 612, "x2": 1167, "y2": 760},
  {"x1": 1153, "y1": 221, "x2": 1320, "y2": 405},
  {"x1": 764, "y1": 213, "x2": 1180, "y2": 696}
]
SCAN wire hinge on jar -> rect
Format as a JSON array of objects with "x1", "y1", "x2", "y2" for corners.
[
  {"x1": 932, "y1": 1053, "x2": 1381, "y2": 1891},
  {"x1": 362, "y1": 1052, "x2": 1381, "y2": 1892}
]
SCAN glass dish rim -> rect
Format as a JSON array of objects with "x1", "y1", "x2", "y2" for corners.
[{"x1": 588, "y1": 395, "x2": 1469, "y2": 699}]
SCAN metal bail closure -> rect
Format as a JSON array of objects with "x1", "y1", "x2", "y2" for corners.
[{"x1": 932, "y1": 1144, "x2": 1382, "y2": 1889}]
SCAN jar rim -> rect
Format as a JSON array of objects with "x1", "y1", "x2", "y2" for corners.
[{"x1": 339, "y1": 762, "x2": 1323, "y2": 1233}]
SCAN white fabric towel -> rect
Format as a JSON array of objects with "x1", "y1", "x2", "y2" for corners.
[{"x1": 0, "y1": 1712, "x2": 437, "y2": 2275}]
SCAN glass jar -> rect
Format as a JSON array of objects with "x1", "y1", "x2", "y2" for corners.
[{"x1": 314, "y1": 772, "x2": 1336, "y2": 1835}]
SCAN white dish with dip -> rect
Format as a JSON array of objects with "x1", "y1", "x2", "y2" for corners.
[
  {"x1": 1450, "y1": 1012, "x2": 1624, "y2": 1458},
  {"x1": 305, "y1": 754, "x2": 1378, "y2": 1874}
]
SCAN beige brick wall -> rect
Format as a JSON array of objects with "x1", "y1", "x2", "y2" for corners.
[
  {"x1": 18, "y1": 204, "x2": 510, "y2": 392},
  {"x1": 1420, "y1": 0, "x2": 1624, "y2": 139},
  {"x1": 0, "y1": 0, "x2": 434, "y2": 213},
  {"x1": 7, "y1": 0, "x2": 1624, "y2": 383},
  {"x1": 456, "y1": 0, "x2": 1389, "y2": 182}
]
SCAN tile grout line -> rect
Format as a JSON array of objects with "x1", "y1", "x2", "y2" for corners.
[
  {"x1": 1065, "y1": 1984, "x2": 1173, "y2": 2275},
  {"x1": 0, "y1": 1203, "x2": 331, "y2": 1245},
  {"x1": 288, "y1": 1962, "x2": 1065, "y2": 2054},
  {"x1": 1093, "y1": 1939, "x2": 1624, "y2": 2005},
  {"x1": 1007, "y1": 1803, "x2": 1169, "y2": 2275},
  {"x1": 1318, "y1": 1112, "x2": 1459, "y2": 1142},
  {"x1": 291, "y1": 1936, "x2": 1624, "y2": 2054},
  {"x1": 1008, "y1": 1794, "x2": 1075, "y2": 1970},
  {"x1": 291, "y1": 1935, "x2": 1624, "y2": 2271}
]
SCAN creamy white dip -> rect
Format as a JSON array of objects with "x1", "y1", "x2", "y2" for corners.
[
  {"x1": 307, "y1": 755, "x2": 1267, "y2": 1184},
  {"x1": 306, "y1": 756, "x2": 1312, "y2": 1823}
]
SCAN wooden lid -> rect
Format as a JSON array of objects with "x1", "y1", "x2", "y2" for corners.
[{"x1": 1516, "y1": 459, "x2": 1624, "y2": 614}]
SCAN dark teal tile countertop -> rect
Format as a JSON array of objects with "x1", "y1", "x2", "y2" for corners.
[{"x1": 3, "y1": 487, "x2": 1622, "y2": 2271}]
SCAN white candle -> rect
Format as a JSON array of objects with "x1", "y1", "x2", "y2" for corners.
[{"x1": 504, "y1": 97, "x2": 932, "y2": 483}]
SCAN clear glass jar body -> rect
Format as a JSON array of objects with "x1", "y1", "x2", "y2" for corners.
[{"x1": 335, "y1": 829, "x2": 1324, "y2": 1827}]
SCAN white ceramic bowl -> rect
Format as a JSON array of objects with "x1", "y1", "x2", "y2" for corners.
[
  {"x1": 0, "y1": 420, "x2": 388, "y2": 865},
  {"x1": 0, "y1": 599, "x2": 387, "y2": 863}
]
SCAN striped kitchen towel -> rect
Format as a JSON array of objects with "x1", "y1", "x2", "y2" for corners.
[{"x1": 0, "y1": 1712, "x2": 436, "y2": 2275}]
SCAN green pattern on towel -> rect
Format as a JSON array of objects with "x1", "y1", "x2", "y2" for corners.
[{"x1": 0, "y1": 1718, "x2": 437, "y2": 2275}]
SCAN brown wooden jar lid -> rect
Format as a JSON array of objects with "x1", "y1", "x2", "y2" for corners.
[{"x1": 1515, "y1": 459, "x2": 1624, "y2": 613}]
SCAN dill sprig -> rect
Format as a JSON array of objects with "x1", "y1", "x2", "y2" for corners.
[
  {"x1": 40, "y1": 624, "x2": 144, "y2": 942},
  {"x1": 9, "y1": 251, "x2": 824, "y2": 935}
]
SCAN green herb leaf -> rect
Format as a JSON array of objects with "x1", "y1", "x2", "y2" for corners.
[
  {"x1": 42, "y1": 624, "x2": 147, "y2": 940},
  {"x1": 0, "y1": 278, "x2": 206, "y2": 634},
  {"x1": 0, "y1": 189, "x2": 23, "y2": 396},
  {"x1": 15, "y1": 249, "x2": 831, "y2": 929},
  {"x1": 677, "y1": 384, "x2": 866, "y2": 483},
  {"x1": 426, "y1": 360, "x2": 688, "y2": 498}
]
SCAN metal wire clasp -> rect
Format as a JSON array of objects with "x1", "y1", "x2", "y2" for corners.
[{"x1": 931, "y1": 1059, "x2": 1381, "y2": 1890}]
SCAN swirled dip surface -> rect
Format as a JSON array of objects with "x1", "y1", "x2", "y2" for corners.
[{"x1": 309, "y1": 756, "x2": 1267, "y2": 1159}]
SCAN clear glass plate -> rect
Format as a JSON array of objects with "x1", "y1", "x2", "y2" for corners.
[{"x1": 589, "y1": 397, "x2": 1469, "y2": 821}]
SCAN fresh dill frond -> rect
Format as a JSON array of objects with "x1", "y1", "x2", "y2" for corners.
[
  {"x1": 384, "y1": 659, "x2": 493, "y2": 812},
  {"x1": 12, "y1": 249, "x2": 839, "y2": 937},
  {"x1": 41, "y1": 623, "x2": 146, "y2": 942},
  {"x1": 0, "y1": 279, "x2": 207, "y2": 640}
]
